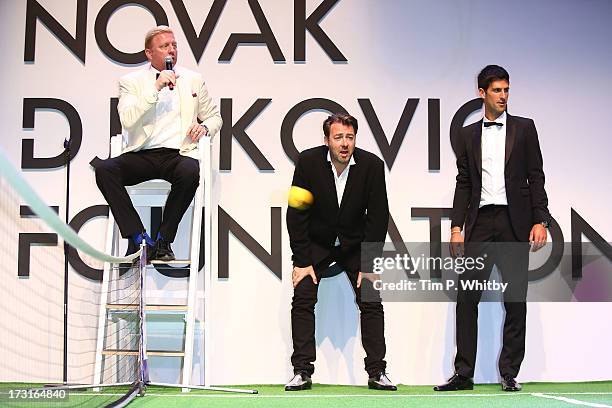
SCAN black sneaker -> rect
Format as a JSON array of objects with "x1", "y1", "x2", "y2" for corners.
[{"x1": 152, "y1": 238, "x2": 175, "y2": 261}]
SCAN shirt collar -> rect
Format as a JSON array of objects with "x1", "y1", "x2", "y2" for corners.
[
  {"x1": 326, "y1": 150, "x2": 357, "y2": 166},
  {"x1": 483, "y1": 111, "x2": 507, "y2": 127}
]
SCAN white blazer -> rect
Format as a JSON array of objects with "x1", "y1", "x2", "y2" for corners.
[{"x1": 117, "y1": 65, "x2": 222, "y2": 160}]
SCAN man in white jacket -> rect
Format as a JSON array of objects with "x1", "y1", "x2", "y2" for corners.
[{"x1": 96, "y1": 25, "x2": 222, "y2": 261}]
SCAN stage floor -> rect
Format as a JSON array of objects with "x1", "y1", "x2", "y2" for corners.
[{"x1": 2, "y1": 381, "x2": 611, "y2": 407}]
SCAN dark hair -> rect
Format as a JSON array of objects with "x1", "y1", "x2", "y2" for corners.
[
  {"x1": 477, "y1": 65, "x2": 510, "y2": 91},
  {"x1": 323, "y1": 113, "x2": 358, "y2": 137}
]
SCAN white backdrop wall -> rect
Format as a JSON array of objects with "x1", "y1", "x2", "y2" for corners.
[{"x1": 0, "y1": 0, "x2": 611, "y2": 386}]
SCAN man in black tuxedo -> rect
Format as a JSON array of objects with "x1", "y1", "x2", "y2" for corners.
[
  {"x1": 435, "y1": 65, "x2": 551, "y2": 392},
  {"x1": 284, "y1": 113, "x2": 396, "y2": 391}
]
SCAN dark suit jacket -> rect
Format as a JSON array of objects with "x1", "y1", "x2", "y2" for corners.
[
  {"x1": 287, "y1": 146, "x2": 389, "y2": 273},
  {"x1": 450, "y1": 114, "x2": 551, "y2": 242}
]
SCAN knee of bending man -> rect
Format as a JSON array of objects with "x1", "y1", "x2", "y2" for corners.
[{"x1": 358, "y1": 300, "x2": 384, "y2": 313}]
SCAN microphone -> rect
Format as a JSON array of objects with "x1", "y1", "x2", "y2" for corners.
[{"x1": 164, "y1": 56, "x2": 174, "y2": 90}]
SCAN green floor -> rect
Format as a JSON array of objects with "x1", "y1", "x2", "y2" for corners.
[{"x1": 2, "y1": 382, "x2": 611, "y2": 407}]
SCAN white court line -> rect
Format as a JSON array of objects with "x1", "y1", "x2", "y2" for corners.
[
  {"x1": 532, "y1": 393, "x2": 612, "y2": 407},
  {"x1": 66, "y1": 392, "x2": 612, "y2": 399}
]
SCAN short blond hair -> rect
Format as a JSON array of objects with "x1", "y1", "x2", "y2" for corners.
[{"x1": 144, "y1": 25, "x2": 174, "y2": 49}]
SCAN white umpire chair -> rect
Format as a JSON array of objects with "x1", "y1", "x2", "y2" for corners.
[{"x1": 93, "y1": 134, "x2": 213, "y2": 390}]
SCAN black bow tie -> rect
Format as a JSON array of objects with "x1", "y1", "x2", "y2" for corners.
[{"x1": 483, "y1": 121, "x2": 503, "y2": 128}]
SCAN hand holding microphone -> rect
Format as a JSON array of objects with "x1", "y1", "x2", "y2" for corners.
[
  {"x1": 155, "y1": 56, "x2": 178, "y2": 91},
  {"x1": 165, "y1": 56, "x2": 174, "y2": 90}
]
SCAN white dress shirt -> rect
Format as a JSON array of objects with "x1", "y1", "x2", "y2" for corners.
[
  {"x1": 327, "y1": 151, "x2": 356, "y2": 246},
  {"x1": 480, "y1": 111, "x2": 508, "y2": 207},
  {"x1": 141, "y1": 66, "x2": 182, "y2": 150}
]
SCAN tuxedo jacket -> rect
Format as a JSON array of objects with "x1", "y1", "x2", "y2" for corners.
[
  {"x1": 450, "y1": 114, "x2": 551, "y2": 242},
  {"x1": 117, "y1": 65, "x2": 222, "y2": 159},
  {"x1": 287, "y1": 146, "x2": 389, "y2": 273}
]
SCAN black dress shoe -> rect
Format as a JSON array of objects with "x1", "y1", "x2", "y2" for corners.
[
  {"x1": 368, "y1": 372, "x2": 397, "y2": 391},
  {"x1": 152, "y1": 238, "x2": 175, "y2": 261},
  {"x1": 433, "y1": 373, "x2": 474, "y2": 391},
  {"x1": 285, "y1": 372, "x2": 312, "y2": 391},
  {"x1": 501, "y1": 375, "x2": 521, "y2": 391}
]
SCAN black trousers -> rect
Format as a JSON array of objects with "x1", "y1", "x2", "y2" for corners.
[
  {"x1": 454, "y1": 205, "x2": 529, "y2": 379},
  {"x1": 290, "y1": 262, "x2": 387, "y2": 377},
  {"x1": 455, "y1": 205, "x2": 529, "y2": 378},
  {"x1": 95, "y1": 148, "x2": 199, "y2": 242}
]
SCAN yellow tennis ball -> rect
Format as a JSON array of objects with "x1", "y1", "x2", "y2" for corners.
[{"x1": 288, "y1": 186, "x2": 314, "y2": 210}]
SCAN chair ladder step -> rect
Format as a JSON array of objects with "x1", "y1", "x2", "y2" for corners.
[
  {"x1": 102, "y1": 350, "x2": 185, "y2": 357},
  {"x1": 106, "y1": 303, "x2": 188, "y2": 311}
]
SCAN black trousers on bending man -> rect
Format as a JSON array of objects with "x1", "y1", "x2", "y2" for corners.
[{"x1": 291, "y1": 260, "x2": 387, "y2": 378}]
